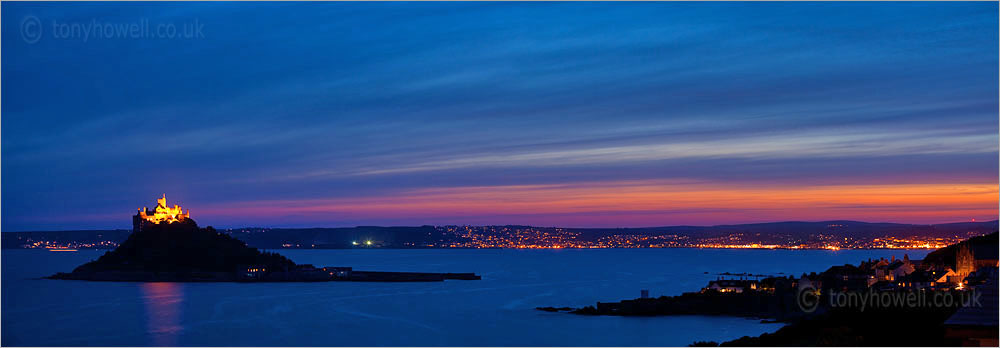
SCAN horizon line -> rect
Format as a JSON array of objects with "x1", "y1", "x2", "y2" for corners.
[{"x1": 6, "y1": 218, "x2": 998, "y2": 233}]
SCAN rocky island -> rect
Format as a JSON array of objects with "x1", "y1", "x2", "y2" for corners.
[{"x1": 49, "y1": 195, "x2": 480, "y2": 282}]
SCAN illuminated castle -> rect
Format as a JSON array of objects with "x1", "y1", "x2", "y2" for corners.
[{"x1": 132, "y1": 194, "x2": 191, "y2": 233}]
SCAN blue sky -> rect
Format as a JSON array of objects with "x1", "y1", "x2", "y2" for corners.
[{"x1": 3, "y1": 2, "x2": 998, "y2": 231}]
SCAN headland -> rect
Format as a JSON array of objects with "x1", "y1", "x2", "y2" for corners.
[{"x1": 540, "y1": 233, "x2": 998, "y2": 346}]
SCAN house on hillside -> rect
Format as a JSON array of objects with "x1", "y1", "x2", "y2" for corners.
[
  {"x1": 896, "y1": 270, "x2": 937, "y2": 290},
  {"x1": 702, "y1": 279, "x2": 758, "y2": 293},
  {"x1": 822, "y1": 264, "x2": 872, "y2": 292}
]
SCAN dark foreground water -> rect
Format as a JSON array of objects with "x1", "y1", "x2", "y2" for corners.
[{"x1": 2, "y1": 248, "x2": 931, "y2": 346}]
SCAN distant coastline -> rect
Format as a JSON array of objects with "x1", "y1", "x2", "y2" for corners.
[
  {"x1": 5, "y1": 220, "x2": 997, "y2": 251},
  {"x1": 11, "y1": 245, "x2": 976, "y2": 252}
]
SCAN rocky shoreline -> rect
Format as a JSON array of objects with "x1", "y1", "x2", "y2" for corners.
[{"x1": 537, "y1": 290, "x2": 806, "y2": 322}]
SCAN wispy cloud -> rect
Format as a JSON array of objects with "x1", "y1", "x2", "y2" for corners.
[{"x1": 2, "y1": 2, "x2": 997, "y2": 230}]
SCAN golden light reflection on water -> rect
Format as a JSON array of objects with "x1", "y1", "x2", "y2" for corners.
[{"x1": 139, "y1": 282, "x2": 184, "y2": 346}]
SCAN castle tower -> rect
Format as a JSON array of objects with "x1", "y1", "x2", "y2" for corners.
[
  {"x1": 133, "y1": 210, "x2": 148, "y2": 233},
  {"x1": 133, "y1": 195, "x2": 191, "y2": 233},
  {"x1": 956, "y1": 243, "x2": 975, "y2": 279}
]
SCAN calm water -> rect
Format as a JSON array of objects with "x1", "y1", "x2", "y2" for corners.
[{"x1": 2, "y1": 248, "x2": 931, "y2": 346}]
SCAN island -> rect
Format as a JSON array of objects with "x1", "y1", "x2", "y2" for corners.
[{"x1": 49, "y1": 195, "x2": 480, "y2": 282}]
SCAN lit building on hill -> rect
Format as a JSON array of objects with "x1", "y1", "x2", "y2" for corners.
[
  {"x1": 132, "y1": 194, "x2": 191, "y2": 233},
  {"x1": 956, "y1": 244, "x2": 976, "y2": 279}
]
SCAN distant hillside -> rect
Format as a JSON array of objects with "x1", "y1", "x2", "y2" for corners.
[
  {"x1": 1, "y1": 229, "x2": 131, "y2": 248},
  {"x1": 1, "y1": 226, "x2": 452, "y2": 249},
  {"x1": 568, "y1": 220, "x2": 999, "y2": 243},
  {"x1": 224, "y1": 225, "x2": 450, "y2": 248},
  {"x1": 4, "y1": 220, "x2": 997, "y2": 249}
]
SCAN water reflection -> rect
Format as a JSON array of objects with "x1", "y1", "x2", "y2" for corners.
[{"x1": 139, "y1": 282, "x2": 184, "y2": 346}]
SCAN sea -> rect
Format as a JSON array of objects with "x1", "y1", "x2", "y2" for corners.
[{"x1": 1, "y1": 248, "x2": 931, "y2": 346}]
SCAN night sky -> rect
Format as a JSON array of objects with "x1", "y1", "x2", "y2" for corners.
[{"x1": 3, "y1": 2, "x2": 997, "y2": 231}]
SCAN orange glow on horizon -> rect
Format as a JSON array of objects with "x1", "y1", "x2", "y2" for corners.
[{"x1": 193, "y1": 180, "x2": 999, "y2": 226}]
